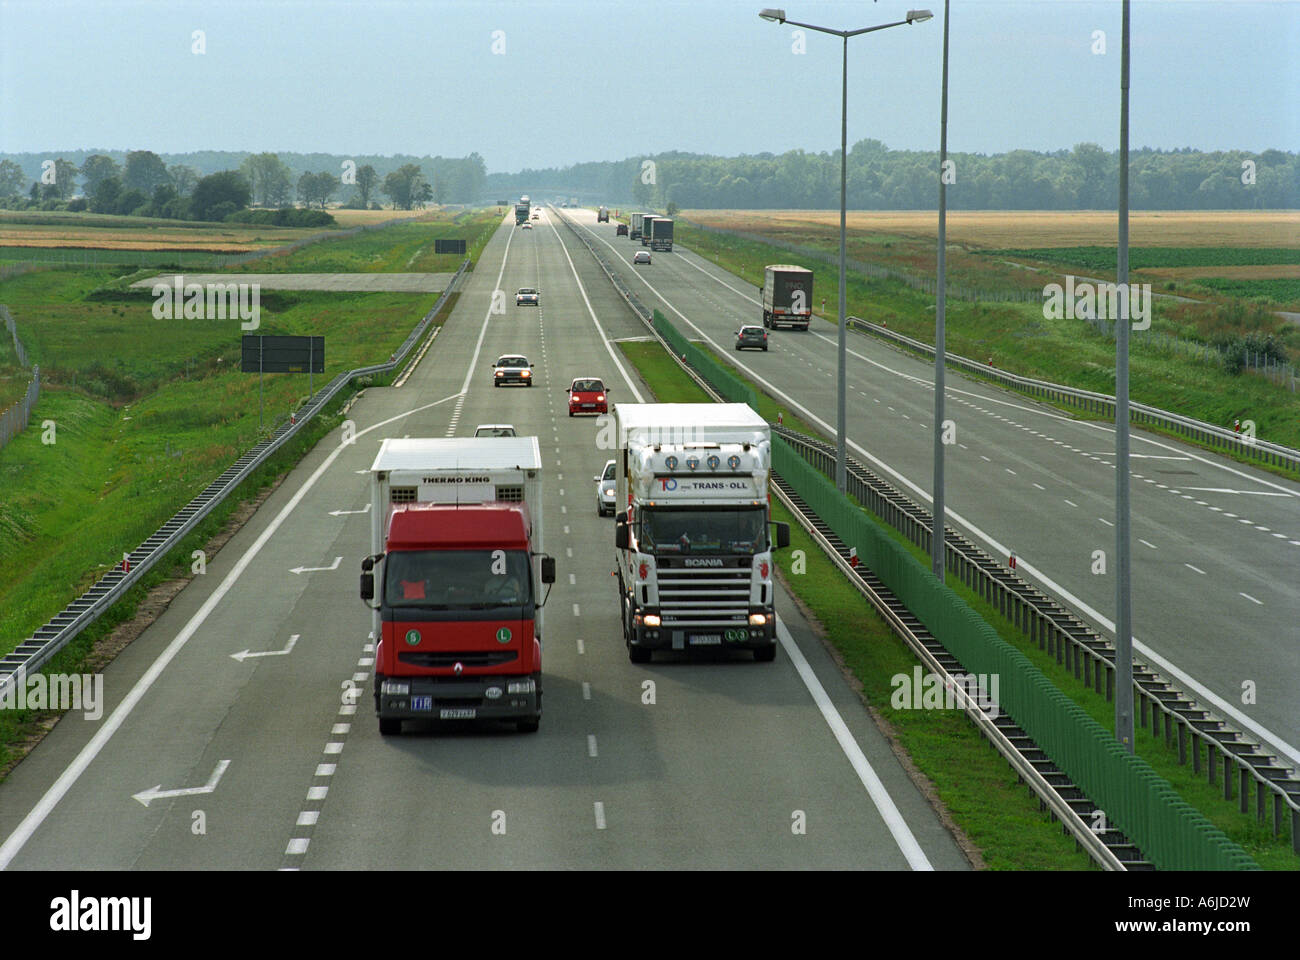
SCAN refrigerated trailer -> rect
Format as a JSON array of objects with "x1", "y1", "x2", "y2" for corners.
[{"x1": 360, "y1": 437, "x2": 555, "y2": 735}]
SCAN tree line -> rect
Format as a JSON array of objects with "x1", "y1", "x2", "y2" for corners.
[
  {"x1": 487, "y1": 141, "x2": 1298, "y2": 210},
  {"x1": 0, "y1": 149, "x2": 488, "y2": 216}
]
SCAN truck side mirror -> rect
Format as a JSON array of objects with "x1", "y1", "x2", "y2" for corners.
[
  {"x1": 541, "y1": 557, "x2": 556, "y2": 584},
  {"x1": 360, "y1": 571, "x2": 375, "y2": 601},
  {"x1": 615, "y1": 517, "x2": 629, "y2": 550},
  {"x1": 774, "y1": 522, "x2": 791, "y2": 550}
]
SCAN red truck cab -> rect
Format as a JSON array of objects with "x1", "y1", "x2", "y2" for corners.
[{"x1": 366, "y1": 503, "x2": 546, "y2": 734}]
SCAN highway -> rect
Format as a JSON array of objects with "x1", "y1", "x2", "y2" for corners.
[
  {"x1": 559, "y1": 207, "x2": 1300, "y2": 770},
  {"x1": 0, "y1": 210, "x2": 969, "y2": 871}
]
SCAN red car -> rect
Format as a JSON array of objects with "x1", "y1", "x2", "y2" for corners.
[{"x1": 567, "y1": 377, "x2": 607, "y2": 416}]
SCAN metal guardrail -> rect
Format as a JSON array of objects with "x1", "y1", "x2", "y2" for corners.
[
  {"x1": 776, "y1": 424, "x2": 1300, "y2": 853},
  {"x1": 555, "y1": 204, "x2": 1146, "y2": 870},
  {"x1": 846, "y1": 316, "x2": 1300, "y2": 474},
  {"x1": 0, "y1": 258, "x2": 469, "y2": 702}
]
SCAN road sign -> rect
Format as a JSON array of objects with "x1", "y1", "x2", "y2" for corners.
[
  {"x1": 240, "y1": 335, "x2": 324, "y2": 374},
  {"x1": 434, "y1": 238, "x2": 466, "y2": 255}
]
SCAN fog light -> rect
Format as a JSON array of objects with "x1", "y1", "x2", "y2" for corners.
[
  {"x1": 643, "y1": 614, "x2": 661, "y2": 628},
  {"x1": 506, "y1": 679, "x2": 535, "y2": 695},
  {"x1": 748, "y1": 613, "x2": 767, "y2": 626}
]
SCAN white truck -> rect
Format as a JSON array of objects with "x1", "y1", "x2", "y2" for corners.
[
  {"x1": 611, "y1": 403, "x2": 790, "y2": 663},
  {"x1": 359, "y1": 437, "x2": 555, "y2": 735}
]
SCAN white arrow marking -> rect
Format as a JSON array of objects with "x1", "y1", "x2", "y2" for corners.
[
  {"x1": 230, "y1": 634, "x2": 300, "y2": 662},
  {"x1": 290, "y1": 556, "x2": 343, "y2": 575},
  {"x1": 328, "y1": 503, "x2": 371, "y2": 516},
  {"x1": 133, "y1": 760, "x2": 231, "y2": 807}
]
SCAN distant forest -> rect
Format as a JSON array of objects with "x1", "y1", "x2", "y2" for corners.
[
  {"x1": 485, "y1": 141, "x2": 1298, "y2": 210},
  {"x1": 2, "y1": 142, "x2": 1294, "y2": 210}
]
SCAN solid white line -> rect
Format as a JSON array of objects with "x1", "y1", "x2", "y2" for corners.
[
  {"x1": 1240, "y1": 592, "x2": 1263, "y2": 606},
  {"x1": 0, "y1": 389, "x2": 471, "y2": 868},
  {"x1": 546, "y1": 217, "x2": 645, "y2": 403},
  {"x1": 775, "y1": 620, "x2": 932, "y2": 870},
  {"x1": 575, "y1": 213, "x2": 1300, "y2": 767},
  {"x1": 1183, "y1": 487, "x2": 1292, "y2": 497},
  {"x1": 1185, "y1": 564, "x2": 1206, "y2": 575},
  {"x1": 593, "y1": 801, "x2": 606, "y2": 830},
  {"x1": 587, "y1": 735, "x2": 598, "y2": 758}
]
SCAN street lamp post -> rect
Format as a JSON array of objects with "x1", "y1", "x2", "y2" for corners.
[{"x1": 759, "y1": 8, "x2": 932, "y2": 493}]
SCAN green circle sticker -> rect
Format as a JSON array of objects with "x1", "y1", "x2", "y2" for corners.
[
  {"x1": 496, "y1": 627, "x2": 512, "y2": 644},
  {"x1": 405, "y1": 629, "x2": 421, "y2": 646}
]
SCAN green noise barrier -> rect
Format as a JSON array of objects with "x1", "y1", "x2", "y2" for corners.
[{"x1": 771, "y1": 438, "x2": 1258, "y2": 871}]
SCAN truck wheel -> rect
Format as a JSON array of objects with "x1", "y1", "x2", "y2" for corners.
[
  {"x1": 754, "y1": 644, "x2": 777, "y2": 663},
  {"x1": 379, "y1": 717, "x2": 402, "y2": 735},
  {"x1": 628, "y1": 644, "x2": 652, "y2": 664},
  {"x1": 516, "y1": 717, "x2": 540, "y2": 733}
]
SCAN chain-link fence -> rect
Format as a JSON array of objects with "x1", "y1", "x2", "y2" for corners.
[{"x1": 0, "y1": 305, "x2": 39, "y2": 450}]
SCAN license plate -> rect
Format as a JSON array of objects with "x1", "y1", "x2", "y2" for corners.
[
  {"x1": 411, "y1": 695, "x2": 432, "y2": 711},
  {"x1": 582, "y1": 403, "x2": 594, "y2": 408},
  {"x1": 690, "y1": 634, "x2": 722, "y2": 645},
  {"x1": 440, "y1": 707, "x2": 476, "y2": 720}
]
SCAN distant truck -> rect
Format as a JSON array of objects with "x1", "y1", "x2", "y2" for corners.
[
  {"x1": 597, "y1": 206, "x2": 609, "y2": 222},
  {"x1": 629, "y1": 212, "x2": 648, "y2": 241},
  {"x1": 647, "y1": 217, "x2": 674, "y2": 252},
  {"x1": 360, "y1": 437, "x2": 555, "y2": 735},
  {"x1": 611, "y1": 403, "x2": 790, "y2": 664},
  {"x1": 762, "y1": 265, "x2": 813, "y2": 331},
  {"x1": 515, "y1": 201, "x2": 530, "y2": 225},
  {"x1": 639, "y1": 215, "x2": 657, "y2": 245}
]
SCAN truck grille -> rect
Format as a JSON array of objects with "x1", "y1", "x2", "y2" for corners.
[
  {"x1": 656, "y1": 566, "x2": 751, "y2": 628},
  {"x1": 399, "y1": 651, "x2": 518, "y2": 668}
]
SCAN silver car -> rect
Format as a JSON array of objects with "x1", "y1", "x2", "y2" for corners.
[{"x1": 594, "y1": 459, "x2": 616, "y2": 516}]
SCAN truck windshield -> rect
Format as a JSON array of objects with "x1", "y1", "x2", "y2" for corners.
[
  {"x1": 384, "y1": 549, "x2": 533, "y2": 610},
  {"x1": 639, "y1": 507, "x2": 767, "y2": 555}
]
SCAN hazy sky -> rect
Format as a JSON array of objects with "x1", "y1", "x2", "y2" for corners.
[{"x1": 2, "y1": 0, "x2": 1296, "y2": 170}]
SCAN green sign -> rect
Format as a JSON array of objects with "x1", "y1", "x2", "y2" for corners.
[
  {"x1": 496, "y1": 627, "x2": 512, "y2": 644},
  {"x1": 405, "y1": 629, "x2": 421, "y2": 646}
]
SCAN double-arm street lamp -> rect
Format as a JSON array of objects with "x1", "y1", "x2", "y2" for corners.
[{"x1": 759, "y1": 7, "x2": 932, "y2": 492}]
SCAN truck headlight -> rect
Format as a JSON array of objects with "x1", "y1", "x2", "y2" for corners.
[
  {"x1": 506, "y1": 679, "x2": 535, "y2": 695},
  {"x1": 748, "y1": 613, "x2": 768, "y2": 626},
  {"x1": 381, "y1": 680, "x2": 410, "y2": 695},
  {"x1": 642, "y1": 614, "x2": 661, "y2": 628}
]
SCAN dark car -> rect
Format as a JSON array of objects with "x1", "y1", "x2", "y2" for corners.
[
  {"x1": 736, "y1": 325, "x2": 769, "y2": 351},
  {"x1": 616, "y1": 223, "x2": 628, "y2": 236},
  {"x1": 492, "y1": 355, "x2": 534, "y2": 387},
  {"x1": 567, "y1": 377, "x2": 607, "y2": 416}
]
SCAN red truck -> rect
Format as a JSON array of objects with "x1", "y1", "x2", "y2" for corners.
[{"x1": 360, "y1": 438, "x2": 554, "y2": 735}]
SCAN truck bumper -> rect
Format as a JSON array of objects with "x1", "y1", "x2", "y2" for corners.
[
  {"x1": 375, "y1": 673, "x2": 540, "y2": 721},
  {"x1": 630, "y1": 622, "x2": 776, "y2": 653}
]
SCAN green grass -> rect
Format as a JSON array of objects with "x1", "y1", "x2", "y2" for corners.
[
  {"x1": 989, "y1": 247, "x2": 1300, "y2": 271},
  {"x1": 685, "y1": 336, "x2": 1292, "y2": 869},
  {"x1": 1190, "y1": 277, "x2": 1300, "y2": 304},
  {"x1": 0, "y1": 384, "x2": 353, "y2": 780},
  {"x1": 617, "y1": 336, "x2": 1096, "y2": 870},
  {"x1": 220, "y1": 210, "x2": 497, "y2": 275},
  {"x1": 673, "y1": 223, "x2": 1300, "y2": 457},
  {"x1": 0, "y1": 247, "x2": 228, "y2": 268}
]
